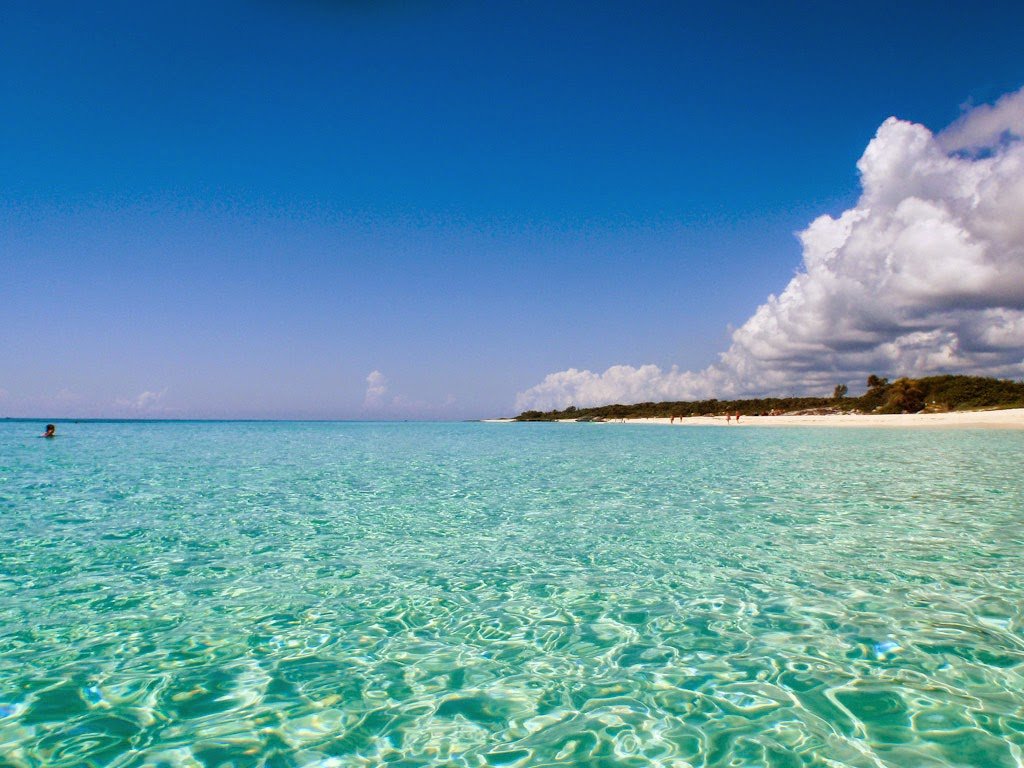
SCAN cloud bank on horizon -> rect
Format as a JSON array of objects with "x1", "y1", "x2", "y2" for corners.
[{"x1": 517, "y1": 87, "x2": 1024, "y2": 412}]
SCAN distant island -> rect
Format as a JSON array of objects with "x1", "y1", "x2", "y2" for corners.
[{"x1": 515, "y1": 375, "x2": 1024, "y2": 421}]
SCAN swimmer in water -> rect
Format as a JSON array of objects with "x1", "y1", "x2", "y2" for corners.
[{"x1": 42, "y1": 424, "x2": 56, "y2": 438}]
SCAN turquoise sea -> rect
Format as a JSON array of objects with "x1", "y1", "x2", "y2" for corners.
[{"x1": 1, "y1": 421, "x2": 1023, "y2": 767}]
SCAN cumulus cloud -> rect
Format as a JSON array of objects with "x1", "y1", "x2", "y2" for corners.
[
  {"x1": 517, "y1": 87, "x2": 1024, "y2": 412},
  {"x1": 362, "y1": 369, "x2": 458, "y2": 417},
  {"x1": 939, "y1": 87, "x2": 1024, "y2": 153},
  {"x1": 363, "y1": 370, "x2": 388, "y2": 408},
  {"x1": 115, "y1": 388, "x2": 170, "y2": 414}
]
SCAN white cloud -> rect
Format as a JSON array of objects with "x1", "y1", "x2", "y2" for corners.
[
  {"x1": 517, "y1": 87, "x2": 1024, "y2": 412},
  {"x1": 516, "y1": 365, "x2": 716, "y2": 413},
  {"x1": 938, "y1": 87, "x2": 1024, "y2": 153},
  {"x1": 362, "y1": 370, "x2": 459, "y2": 418},
  {"x1": 115, "y1": 388, "x2": 170, "y2": 414},
  {"x1": 363, "y1": 370, "x2": 388, "y2": 408},
  {"x1": 54, "y1": 388, "x2": 83, "y2": 404}
]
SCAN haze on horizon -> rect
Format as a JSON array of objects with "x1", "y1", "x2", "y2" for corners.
[{"x1": 3, "y1": 2, "x2": 1023, "y2": 420}]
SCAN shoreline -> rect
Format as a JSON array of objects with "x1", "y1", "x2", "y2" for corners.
[{"x1": 487, "y1": 408, "x2": 1024, "y2": 429}]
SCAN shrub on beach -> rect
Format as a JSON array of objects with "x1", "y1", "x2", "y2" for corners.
[{"x1": 876, "y1": 378, "x2": 925, "y2": 414}]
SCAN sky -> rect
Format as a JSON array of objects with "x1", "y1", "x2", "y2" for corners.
[{"x1": 2, "y1": 1, "x2": 1023, "y2": 419}]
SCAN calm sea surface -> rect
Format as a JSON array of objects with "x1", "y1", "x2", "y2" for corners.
[{"x1": 1, "y1": 421, "x2": 1022, "y2": 767}]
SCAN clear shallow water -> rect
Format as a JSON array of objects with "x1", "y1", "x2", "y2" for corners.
[{"x1": 1, "y1": 421, "x2": 1023, "y2": 768}]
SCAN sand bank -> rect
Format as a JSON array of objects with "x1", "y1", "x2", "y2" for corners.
[
  {"x1": 611, "y1": 408, "x2": 1024, "y2": 429},
  {"x1": 486, "y1": 409, "x2": 1024, "y2": 428}
]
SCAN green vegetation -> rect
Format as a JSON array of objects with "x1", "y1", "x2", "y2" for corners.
[{"x1": 515, "y1": 374, "x2": 1024, "y2": 421}]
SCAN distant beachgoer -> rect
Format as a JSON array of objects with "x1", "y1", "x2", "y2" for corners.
[
  {"x1": 735, "y1": 411, "x2": 741, "y2": 422},
  {"x1": 670, "y1": 416, "x2": 675, "y2": 424},
  {"x1": 42, "y1": 424, "x2": 56, "y2": 438},
  {"x1": 726, "y1": 413, "x2": 731, "y2": 423}
]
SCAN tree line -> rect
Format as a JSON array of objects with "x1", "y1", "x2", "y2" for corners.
[{"x1": 515, "y1": 374, "x2": 1024, "y2": 421}]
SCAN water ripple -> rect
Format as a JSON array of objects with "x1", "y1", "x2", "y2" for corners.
[{"x1": 1, "y1": 422, "x2": 1023, "y2": 766}]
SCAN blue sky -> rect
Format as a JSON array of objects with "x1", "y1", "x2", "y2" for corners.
[{"x1": 3, "y1": 2, "x2": 1023, "y2": 418}]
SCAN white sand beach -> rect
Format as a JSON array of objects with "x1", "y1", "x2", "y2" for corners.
[
  {"x1": 487, "y1": 408, "x2": 1024, "y2": 429},
  {"x1": 611, "y1": 408, "x2": 1024, "y2": 429}
]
